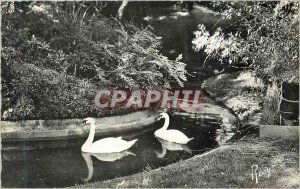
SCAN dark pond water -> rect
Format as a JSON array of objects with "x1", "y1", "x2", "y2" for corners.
[{"x1": 2, "y1": 96, "x2": 237, "y2": 188}]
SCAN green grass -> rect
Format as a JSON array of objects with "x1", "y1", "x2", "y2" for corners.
[{"x1": 74, "y1": 135, "x2": 299, "y2": 188}]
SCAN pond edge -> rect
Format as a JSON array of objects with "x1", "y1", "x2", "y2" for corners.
[{"x1": 1, "y1": 110, "x2": 159, "y2": 142}]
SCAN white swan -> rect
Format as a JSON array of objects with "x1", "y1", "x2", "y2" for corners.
[
  {"x1": 81, "y1": 117, "x2": 138, "y2": 153},
  {"x1": 155, "y1": 138, "x2": 192, "y2": 158},
  {"x1": 154, "y1": 113, "x2": 194, "y2": 144}
]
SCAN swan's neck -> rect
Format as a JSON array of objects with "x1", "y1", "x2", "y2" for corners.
[
  {"x1": 82, "y1": 123, "x2": 95, "y2": 150},
  {"x1": 161, "y1": 115, "x2": 170, "y2": 130}
]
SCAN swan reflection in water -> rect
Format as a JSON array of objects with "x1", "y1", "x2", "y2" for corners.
[
  {"x1": 155, "y1": 137, "x2": 192, "y2": 158},
  {"x1": 81, "y1": 151, "x2": 135, "y2": 181}
]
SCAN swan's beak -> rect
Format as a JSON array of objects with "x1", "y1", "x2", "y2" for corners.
[
  {"x1": 156, "y1": 116, "x2": 162, "y2": 121},
  {"x1": 82, "y1": 120, "x2": 87, "y2": 125}
]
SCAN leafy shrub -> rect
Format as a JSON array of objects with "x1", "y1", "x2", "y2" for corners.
[
  {"x1": 192, "y1": 1, "x2": 299, "y2": 125},
  {"x1": 1, "y1": 2, "x2": 187, "y2": 120},
  {"x1": 192, "y1": 1, "x2": 299, "y2": 83}
]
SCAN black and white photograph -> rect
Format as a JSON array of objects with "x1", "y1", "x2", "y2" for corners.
[{"x1": 1, "y1": 0, "x2": 299, "y2": 188}]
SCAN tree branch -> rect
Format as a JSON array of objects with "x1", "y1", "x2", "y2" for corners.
[{"x1": 118, "y1": 0, "x2": 128, "y2": 19}]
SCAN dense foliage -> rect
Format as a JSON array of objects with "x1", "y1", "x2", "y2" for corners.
[
  {"x1": 1, "y1": 2, "x2": 187, "y2": 120},
  {"x1": 192, "y1": 0, "x2": 299, "y2": 83},
  {"x1": 192, "y1": 0, "x2": 299, "y2": 125}
]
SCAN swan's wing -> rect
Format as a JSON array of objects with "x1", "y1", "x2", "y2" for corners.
[
  {"x1": 91, "y1": 137, "x2": 130, "y2": 153},
  {"x1": 166, "y1": 130, "x2": 190, "y2": 139},
  {"x1": 159, "y1": 130, "x2": 191, "y2": 144},
  {"x1": 92, "y1": 137, "x2": 122, "y2": 146}
]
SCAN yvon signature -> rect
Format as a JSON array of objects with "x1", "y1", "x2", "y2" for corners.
[{"x1": 251, "y1": 165, "x2": 271, "y2": 184}]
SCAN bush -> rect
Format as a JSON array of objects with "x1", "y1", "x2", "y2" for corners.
[{"x1": 1, "y1": 2, "x2": 187, "y2": 120}]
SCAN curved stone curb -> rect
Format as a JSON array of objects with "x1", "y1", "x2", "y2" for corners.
[
  {"x1": 1, "y1": 110, "x2": 159, "y2": 141},
  {"x1": 260, "y1": 125, "x2": 299, "y2": 138}
]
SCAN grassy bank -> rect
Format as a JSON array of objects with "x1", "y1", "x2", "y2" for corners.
[{"x1": 75, "y1": 135, "x2": 299, "y2": 188}]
